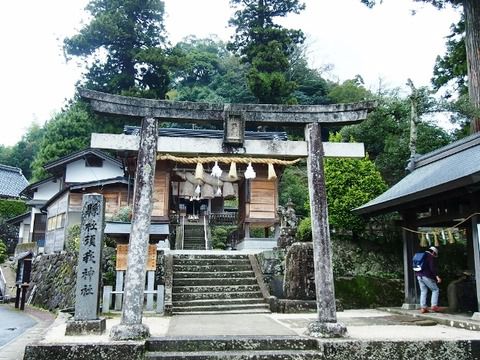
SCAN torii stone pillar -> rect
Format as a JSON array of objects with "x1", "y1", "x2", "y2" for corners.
[
  {"x1": 110, "y1": 117, "x2": 158, "y2": 340},
  {"x1": 305, "y1": 123, "x2": 346, "y2": 337}
]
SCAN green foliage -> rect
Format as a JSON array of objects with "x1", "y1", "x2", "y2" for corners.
[
  {"x1": 278, "y1": 164, "x2": 308, "y2": 217},
  {"x1": 228, "y1": 0, "x2": 306, "y2": 103},
  {"x1": 0, "y1": 240, "x2": 7, "y2": 264},
  {"x1": 110, "y1": 206, "x2": 132, "y2": 222},
  {"x1": 66, "y1": 224, "x2": 81, "y2": 253},
  {"x1": 432, "y1": 18, "x2": 467, "y2": 97},
  {"x1": 341, "y1": 94, "x2": 452, "y2": 185},
  {"x1": 296, "y1": 217, "x2": 311, "y2": 242},
  {"x1": 169, "y1": 37, "x2": 256, "y2": 104},
  {"x1": 31, "y1": 101, "x2": 129, "y2": 181},
  {"x1": 211, "y1": 226, "x2": 236, "y2": 249},
  {"x1": 324, "y1": 143, "x2": 388, "y2": 236},
  {"x1": 0, "y1": 124, "x2": 45, "y2": 180},
  {"x1": 64, "y1": 0, "x2": 170, "y2": 98},
  {"x1": 327, "y1": 76, "x2": 372, "y2": 104},
  {"x1": 0, "y1": 199, "x2": 27, "y2": 219}
]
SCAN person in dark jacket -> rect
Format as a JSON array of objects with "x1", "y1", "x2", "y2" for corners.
[{"x1": 416, "y1": 246, "x2": 442, "y2": 313}]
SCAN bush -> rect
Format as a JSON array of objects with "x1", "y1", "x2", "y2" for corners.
[
  {"x1": 296, "y1": 217, "x2": 311, "y2": 242},
  {"x1": 211, "y1": 226, "x2": 236, "y2": 249}
]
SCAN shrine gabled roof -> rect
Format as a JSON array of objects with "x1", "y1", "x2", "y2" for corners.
[
  {"x1": 123, "y1": 126, "x2": 288, "y2": 141},
  {"x1": 355, "y1": 132, "x2": 480, "y2": 215},
  {"x1": 43, "y1": 148, "x2": 122, "y2": 173},
  {"x1": 0, "y1": 164, "x2": 28, "y2": 199}
]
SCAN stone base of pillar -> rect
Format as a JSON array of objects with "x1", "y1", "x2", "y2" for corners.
[
  {"x1": 305, "y1": 321, "x2": 347, "y2": 338},
  {"x1": 471, "y1": 312, "x2": 480, "y2": 321},
  {"x1": 401, "y1": 303, "x2": 418, "y2": 310},
  {"x1": 65, "y1": 318, "x2": 106, "y2": 335},
  {"x1": 110, "y1": 323, "x2": 150, "y2": 341}
]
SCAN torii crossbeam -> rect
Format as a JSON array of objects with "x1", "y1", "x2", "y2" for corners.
[{"x1": 80, "y1": 89, "x2": 375, "y2": 340}]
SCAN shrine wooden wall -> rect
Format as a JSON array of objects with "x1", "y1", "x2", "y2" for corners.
[
  {"x1": 151, "y1": 161, "x2": 170, "y2": 221},
  {"x1": 69, "y1": 185, "x2": 128, "y2": 219}
]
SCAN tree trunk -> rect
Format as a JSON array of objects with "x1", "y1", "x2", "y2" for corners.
[{"x1": 464, "y1": 0, "x2": 480, "y2": 133}]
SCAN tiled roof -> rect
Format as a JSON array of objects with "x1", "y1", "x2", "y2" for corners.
[
  {"x1": 355, "y1": 132, "x2": 480, "y2": 215},
  {"x1": 0, "y1": 164, "x2": 28, "y2": 198}
]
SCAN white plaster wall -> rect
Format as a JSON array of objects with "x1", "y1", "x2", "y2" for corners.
[
  {"x1": 65, "y1": 158, "x2": 124, "y2": 183},
  {"x1": 34, "y1": 179, "x2": 60, "y2": 201}
]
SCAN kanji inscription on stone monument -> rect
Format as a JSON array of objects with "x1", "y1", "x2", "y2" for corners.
[{"x1": 75, "y1": 195, "x2": 105, "y2": 320}]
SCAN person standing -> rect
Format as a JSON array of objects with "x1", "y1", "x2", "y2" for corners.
[{"x1": 416, "y1": 246, "x2": 442, "y2": 313}]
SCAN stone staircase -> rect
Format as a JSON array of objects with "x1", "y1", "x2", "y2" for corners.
[
  {"x1": 145, "y1": 336, "x2": 321, "y2": 359},
  {"x1": 171, "y1": 254, "x2": 270, "y2": 314},
  {"x1": 183, "y1": 224, "x2": 206, "y2": 250}
]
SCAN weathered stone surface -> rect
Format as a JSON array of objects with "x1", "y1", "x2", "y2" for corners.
[
  {"x1": 74, "y1": 194, "x2": 105, "y2": 321},
  {"x1": 80, "y1": 88, "x2": 375, "y2": 125},
  {"x1": 110, "y1": 117, "x2": 157, "y2": 340},
  {"x1": 284, "y1": 242, "x2": 315, "y2": 300},
  {"x1": 306, "y1": 321, "x2": 346, "y2": 338},
  {"x1": 65, "y1": 318, "x2": 106, "y2": 335},
  {"x1": 24, "y1": 342, "x2": 144, "y2": 360}
]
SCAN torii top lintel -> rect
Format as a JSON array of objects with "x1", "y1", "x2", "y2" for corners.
[{"x1": 79, "y1": 88, "x2": 376, "y2": 125}]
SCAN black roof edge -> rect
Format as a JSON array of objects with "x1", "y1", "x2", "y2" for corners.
[
  {"x1": 20, "y1": 176, "x2": 58, "y2": 198},
  {"x1": 6, "y1": 211, "x2": 31, "y2": 225}
]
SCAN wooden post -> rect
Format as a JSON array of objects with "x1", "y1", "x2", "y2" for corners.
[
  {"x1": 114, "y1": 271, "x2": 124, "y2": 311},
  {"x1": 471, "y1": 215, "x2": 480, "y2": 320},
  {"x1": 401, "y1": 215, "x2": 418, "y2": 309},
  {"x1": 110, "y1": 117, "x2": 158, "y2": 340},
  {"x1": 305, "y1": 123, "x2": 346, "y2": 338}
]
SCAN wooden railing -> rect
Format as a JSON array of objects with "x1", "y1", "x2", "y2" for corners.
[{"x1": 209, "y1": 212, "x2": 238, "y2": 225}]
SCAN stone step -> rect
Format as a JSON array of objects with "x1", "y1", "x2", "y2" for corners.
[
  {"x1": 146, "y1": 336, "x2": 318, "y2": 352},
  {"x1": 146, "y1": 350, "x2": 320, "y2": 359},
  {"x1": 173, "y1": 298, "x2": 266, "y2": 307},
  {"x1": 173, "y1": 285, "x2": 260, "y2": 294},
  {"x1": 183, "y1": 246, "x2": 206, "y2": 250},
  {"x1": 173, "y1": 277, "x2": 258, "y2": 286},
  {"x1": 171, "y1": 303, "x2": 271, "y2": 313},
  {"x1": 173, "y1": 254, "x2": 249, "y2": 260},
  {"x1": 173, "y1": 291, "x2": 263, "y2": 301},
  {"x1": 174, "y1": 258, "x2": 250, "y2": 266},
  {"x1": 173, "y1": 264, "x2": 252, "y2": 272},
  {"x1": 174, "y1": 271, "x2": 255, "y2": 279}
]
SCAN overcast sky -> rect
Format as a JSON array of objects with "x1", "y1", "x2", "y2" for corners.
[{"x1": 0, "y1": 0, "x2": 460, "y2": 146}]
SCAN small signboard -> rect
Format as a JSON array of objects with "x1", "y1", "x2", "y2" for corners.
[{"x1": 116, "y1": 244, "x2": 157, "y2": 271}]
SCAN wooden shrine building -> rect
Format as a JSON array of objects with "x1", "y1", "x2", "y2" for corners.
[{"x1": 355, "y1": 132, "x2": 480, "y2": 317}]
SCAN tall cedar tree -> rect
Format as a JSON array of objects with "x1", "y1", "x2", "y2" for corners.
[
  {"x1": 64, "y1": 0, "x2": 169, "y2": 98},
  {"x1": 361, "y1": 0, "x2": 480, "y2": 134},
  {"x1": 228, "y1": 0, "x2": 306, "y2": 104}
]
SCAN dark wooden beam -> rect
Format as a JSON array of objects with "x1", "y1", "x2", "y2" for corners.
[{"x1": 79, "y1": 89, "x2": 376, "y2": 125}]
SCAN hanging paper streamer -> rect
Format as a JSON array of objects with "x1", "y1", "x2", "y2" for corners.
[
  {"x1": 268, "y1": 163, "x2": 277, "y2": 180},
  {"x1": 211, "y1": 161, "x2": 222, "y2": 178},
  {"x1": 244, "y1": 162, "x2": 256, "y2": 179},
  {"x1": 215, "y1": 186, "x2": 222, "y2": 197},
  {"x1": 420, "y1": 233, "x2": 428, "y2": 247},
  {"x1": 448, "y1": 229, "x2": 455, "y2": 244},
  {"x1": 433, "y1": 232, "x2": 440, "y2": 247},
  {"x1": 194, "y1": 185, "x2": 201, "y2": 195},
  {"x1": 441, "y1": 230, "x2": 447, "y2": 245},
  {"x1": 229, "y1": 162, "x2": 238, "y2": 180},
  {"x1": 426, "y1": 233, "x2": 431, "y2": 246},
  {"x1": 195, "y1": 162, "x2": 204, "y2": 180}
]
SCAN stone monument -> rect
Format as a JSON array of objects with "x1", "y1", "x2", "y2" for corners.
[{"x1": 65, "y1": 193, "x2": 106, "y2": 335}]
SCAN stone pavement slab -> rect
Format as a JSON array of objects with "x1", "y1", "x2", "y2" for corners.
[{"x1": 166, "y1": 314, "x2": 297, "y2": 336}]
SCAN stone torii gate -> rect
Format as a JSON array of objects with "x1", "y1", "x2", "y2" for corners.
[{"x1": 80, "y1": 88, "x2": 375, "y2": 340}]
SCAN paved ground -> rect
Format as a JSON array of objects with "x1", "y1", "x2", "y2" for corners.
[
  {"x1": 0, "y1": 304, "x2": 55, "y2": 360},
  {"x1": 41, "y1": 308, "x2": 480, "y2": 344}
]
